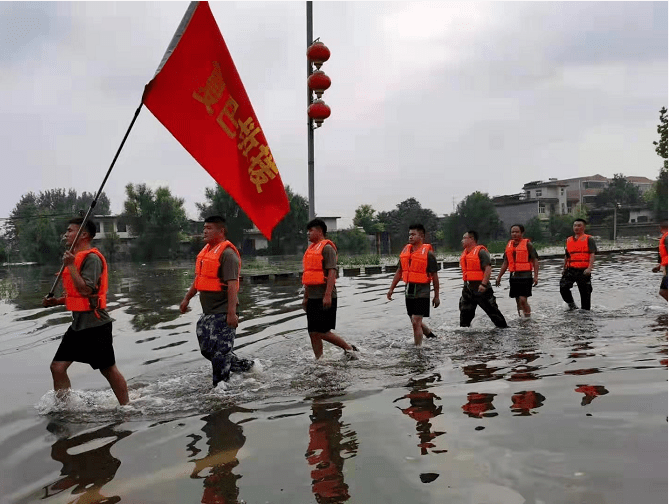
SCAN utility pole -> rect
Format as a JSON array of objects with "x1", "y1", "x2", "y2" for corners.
[{"x1": 306, "y1": 1, "x2": 315, "y2": 220}]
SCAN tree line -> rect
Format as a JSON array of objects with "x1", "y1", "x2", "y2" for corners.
[{"x1": 1, "y1": 108, "x2": 666, "y2": 264}]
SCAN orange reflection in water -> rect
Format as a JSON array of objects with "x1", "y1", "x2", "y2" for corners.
[
  {"x1": 43, "y1": 422, "x2": 132, "y2": 504},
  {"x1": 188, "y1": 407, "x2": 251, "y2": 504},
  {"x1": 574, "y1": 385, "x2": 609, "y2": 406},
  {"x1": 394, "y1": 387, "x2": 446, "y2": 456},
  {"x1": 510, "y1": 390, "x2": 546, "y2": 416},
  {"x1": 305, "y1": 401, "x2": 358, "y2": 503},
  {"x1": 462, "y1": 392, "x2": 498, "y2": 418}
]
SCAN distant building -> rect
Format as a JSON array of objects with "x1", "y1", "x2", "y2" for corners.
[
  {"x1": 91, "y1": 215, "x2": 131, "y2": 241},
  {"x1": 521, "y1": 178, "x2": 570, "y2": 217},
  {"x1": 493, "y1": 173, "x2": 657, "y2": 229},
  {"x1": 241, "y1": 216, "x2": 339, "y2": 254}
]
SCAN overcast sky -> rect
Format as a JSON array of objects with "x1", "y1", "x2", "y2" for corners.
[{"x1": 1, "y1": 1, "x2": 667, "y2": 228}]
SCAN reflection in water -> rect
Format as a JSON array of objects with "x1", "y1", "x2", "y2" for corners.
[
  {"x1": 305, "y1": 401, "x2": 358, "y2": 503},
  {"x1": 188, "y1": 408, "x2": 251, "y2": 504},
  {"x1": 118, "y1": 266, "x2": 194, "y2": 331},
  {"x1": 510, "y1": 391, "x2": 546, "y2": 416},
  {"x1": 43, "y1": 421, "x2": 132, "y2": 504},
  {"x1": 462, "y1": 393, "x2": 498, "y2": 418},
  {"x1": 574, "y1": 385, "x2": 609, "y2": 406},
  {"x1": 394, "y1": 375, "x2": 446, "y2": 456},
  {"x1": 462, "y1": 363, "x2": 503, "y2": 383}
]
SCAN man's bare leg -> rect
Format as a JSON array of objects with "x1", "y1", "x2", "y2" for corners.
[
  {"x1": 50, "y1": 360, "x2": 72, "y2": 399},
  {"x1": 100, "y1": 365, "x2": 129, "y2": 405},
  {"x1": 411, "y1": 315, "x2": 424, "y2": 346}
]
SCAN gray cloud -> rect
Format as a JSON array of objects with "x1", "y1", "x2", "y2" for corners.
[{"x1": 0, "y1": 2, "x2": 666, "y2": 226}]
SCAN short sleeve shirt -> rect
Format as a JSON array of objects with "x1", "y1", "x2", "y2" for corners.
[
  {"x1": 199, "y1": 248, "x2": 240, "y2": 315},
  {"x1": 306, "y1": 244, "x2": 338, "y2": 300},
  {"x1": 402, "y1": 251, "x2": 439, "y2": 299},
  {"x1": 70, "y1": 253, "x2": 112, "y2": 331}
]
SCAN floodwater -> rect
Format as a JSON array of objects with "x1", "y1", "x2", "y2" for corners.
[{"x1": 0, "y1": 251, "x2": 666, "y2": 504}]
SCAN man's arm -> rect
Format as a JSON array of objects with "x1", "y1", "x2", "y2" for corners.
[
  {"x1": 65, "y1": 251, "x2": 94, "y2": 296},
  {"x1": 479, "y1": 264, "x2": 493, "y2": 292},
  {"x1": 584, "y1": 253, "x2": 595, "y2": 275},
  {"x1": 531, "y1": 258, "x2": 540, "y2": 285},
  {"x1": 226, "y1": 279, "x2": 239, "y2": 328},
  {"x1": 495, "y1": 257, "x2": 509, "y2": 286},
  {"x1": 387, "y1": 268, "x2": 403, "y2": 300},
  {"x1": 431, "y1": 272, "x2": 440, "y2": 308},
  {"x1": 322, "y1": 268, "x2": 336, "y2": 309},
  {"x1": 180, "y1": 280, "x2": 198, "y2": 313}
]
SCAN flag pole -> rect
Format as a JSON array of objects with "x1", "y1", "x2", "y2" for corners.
[{"x1": 47, "y1": 99, "x2": 144, "y2": 298}]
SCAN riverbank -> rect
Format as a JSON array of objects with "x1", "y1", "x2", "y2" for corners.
[{"x1": 240, "y1": 238, "x2": 658, "y2": 281}]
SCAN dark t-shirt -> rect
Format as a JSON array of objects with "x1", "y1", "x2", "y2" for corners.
[
  {"x1": 306, "y1": 244, "x2": 338, "y2": 300},
  {"x1": 398, "y1": 250, "x2": 439, "y2": 299},
  {"x1": 199, "y1": 248, "x2": 240, "y2": 315},
  {"x1": 505, "y1": 241, "x2": 539, "y2": 279},
  {"x1": 70, "y1": 253, "x2": 112, "y2": 331}
]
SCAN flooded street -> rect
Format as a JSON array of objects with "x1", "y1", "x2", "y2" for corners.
[{"x1": 0, "y1": 251, "x2": 666, "y2": 504}]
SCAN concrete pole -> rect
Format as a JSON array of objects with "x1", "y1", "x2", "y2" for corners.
[
  {"x1": 613, "y1": 204, "x2": 617, "y2": 242},
  {"x1": 307, "y1": 1, "x2": 315, "y2": 220}
]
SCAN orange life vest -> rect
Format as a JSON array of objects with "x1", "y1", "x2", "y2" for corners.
[
  {"x1": 399, "y1": 243, "x2": 433, "y2": 284},
  {"x1": 565, "y1": 234, "x2": 592, "y2": 269},
  {"x1": 660, "y1": 231, "x2": 668, "y2": 267},
  {"x1": 505, "y1": 238, "x2": 532, "y2": 272},
  {"x1": 302, "y1": 239, "x2": 337, "y2": 286},
  {"x1": 62, "y1": 248, "x2": 108, "y2": 313},
  {"x1": 194, "y1": 240, "x2": 241, "y2": 292},
  {"x1": 460, "y1": 245, "x2": 486, "y2": 281}
]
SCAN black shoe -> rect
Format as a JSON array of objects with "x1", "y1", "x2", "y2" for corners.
[
  {"x1": 425, "y1": 332, "x2": 437, "y2": 339},
  {"x1": 345, "y1": 345, "x2": 360, "y2": 360}
]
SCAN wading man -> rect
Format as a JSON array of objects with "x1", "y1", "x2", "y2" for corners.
[
  {"x1": 387, "y1": 223, "x2": 440, "y2": 345},
  {"x1": 42, "y1": 217, "x2": 129, "y2": 405},
  {"x1": 560, "y1": 218, "x2": 597, "y2": 310},
  {"x1": 459, "y1": 230, "x2": 507, "y2": 328},
  {"x1": 180, "y1": 216, "x2": 253, "y2": 387},
  {"x1": 495, "y1": 224, "x2": 540, "y2": 319},
  {"x1": 652, "y1": 221, "x2": 668, "y2": 302},
  {"x1": 302, "y1": 218, "x2": 358, "y2": 359}
]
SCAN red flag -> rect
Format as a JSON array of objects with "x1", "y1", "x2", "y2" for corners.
[{"x1": 143, "y1": 1, "x2": 289, "y2": 239}]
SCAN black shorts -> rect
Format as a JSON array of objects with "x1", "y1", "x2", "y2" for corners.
[
  {"x1": 661, "y1": 274, "x2": 668, "y2": 291},
  {"x1": 509, "y1": 276, "x2": 533, "y2": 298},
  {"x1": 307, "y1": 298, "x2": 337, "y2": 334},
  {"x1": 405, "y1": 297, "x2": 430, "y2": 317},
  {"x1": 52, "y1": 322, "x2": 116, "y2": 370}
]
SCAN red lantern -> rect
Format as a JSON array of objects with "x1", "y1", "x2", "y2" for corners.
[
  {"x1": 308, "y1": 99, "x2": 331, "y2": 127},
  {"x1": 307, "y1": 70, "x2": 331, "y2": 99},
  {"x1": 306, "y1": 41, "x2": 330, "y2": 70}
]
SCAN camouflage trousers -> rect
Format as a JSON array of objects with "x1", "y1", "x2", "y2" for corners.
[{"x1": 196, "y1": 314, "x2": 253, "y2": 386}]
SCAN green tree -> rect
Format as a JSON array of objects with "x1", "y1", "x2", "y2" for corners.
[
  {"x1": 594, "y1": 174, "x2": 641, "y2": 208},
  {"x1": 331, "y1": 228, "x2": 370, "y2": 255},
  {"x1": 443, "y1": 192, "x2": 501, "y2": 249},
  {"x1": 353, "y1": 204, "x2": 378, "y2": 234},
  {"x1": 7, "y1": 189, "x2": 111, "y2": 264},
  {"x1": 98, "y1": 229, "x2": 122, "y2": 264},
  {"x1": 266, "y1": 186, "x2": 309, "y2": 255},
  {"x1": 650, "y1": 107, "x2": 668, "y2": 220},
  {"x1": 523, "y1": 217, "x2": 545, "y2": 244},
  {"x1": 122, "y1": 183, "x2": 188, "y2": 261},
  {"x1": 195, "y1": 185, "x2": 253, "y2": 247},
  {"x1": 376, "y1": 198, "x2": 439, "y2": 254}
]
